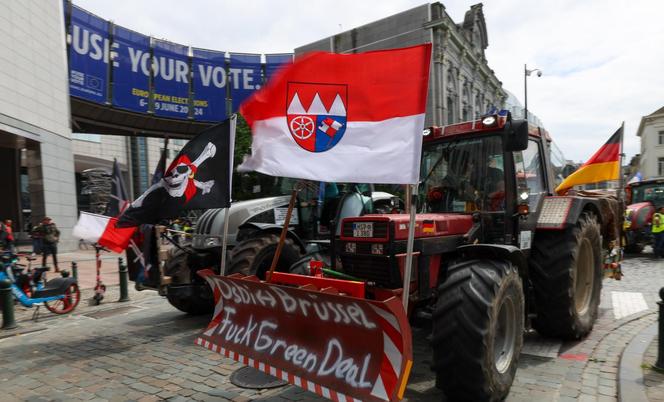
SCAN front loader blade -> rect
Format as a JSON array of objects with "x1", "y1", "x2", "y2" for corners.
[{"x1": 195, "y1": 269, "x2": 413, "y2": 402}]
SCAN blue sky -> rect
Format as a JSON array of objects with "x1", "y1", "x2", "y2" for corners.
[{"x1": 74, "y1": 0, "x2": 664, "y2": 162}]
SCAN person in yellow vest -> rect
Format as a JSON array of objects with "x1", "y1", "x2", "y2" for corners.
[{"x1": 652, "y1": 207, "x2": 664, "y2": 257}]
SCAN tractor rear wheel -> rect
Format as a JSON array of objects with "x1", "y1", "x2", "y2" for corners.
[
  {"x1": 164, "y1": 247, "x2": 214, "y2": 315},
  {"x1": 432, "y1": 259, "x2": 524, "y2": 401},
  {"x1": 228, "y1": 233, "x2": 302, "y2": 279},
  {"x1": 529, "y1": 212, "x2": 602, "y2": 339}
]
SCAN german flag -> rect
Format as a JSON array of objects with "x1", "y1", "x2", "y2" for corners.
[{"x1": 555, "y1": 126, "x2": 623, "y2": 194}]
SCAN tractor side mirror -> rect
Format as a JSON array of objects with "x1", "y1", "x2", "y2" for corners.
[{"x1": 503, "y1": 120, "x2": 529, "y2": 152}]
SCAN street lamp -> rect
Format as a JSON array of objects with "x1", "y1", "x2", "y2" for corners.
[{"x1": 524, "y1": 64, "x2": 542, "y2": 123}]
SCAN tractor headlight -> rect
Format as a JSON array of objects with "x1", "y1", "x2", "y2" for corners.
[{"x1": 482, "y1": 116, "x2": 497, "y2": 126}]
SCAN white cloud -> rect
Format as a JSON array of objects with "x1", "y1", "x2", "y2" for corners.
[{"x1": 74, "y1": 0, "x2": 664, "y2": 161}]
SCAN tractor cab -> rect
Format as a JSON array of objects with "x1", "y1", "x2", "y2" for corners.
[{"x1": 419, "y1": 113, "x2": 544, "y2": 248}]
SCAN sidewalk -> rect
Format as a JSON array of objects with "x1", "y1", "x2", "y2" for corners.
[
  {"x1": 644, "y1": 336, "x2": 664, "y2": 401},
  {"x1": 16, "y1": 246, "x2": 143, "y2": 289},
  {"x1": 8, "y1": 284, "x2": 160, "y2": 328}
]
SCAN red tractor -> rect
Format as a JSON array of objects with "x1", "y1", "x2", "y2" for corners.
[
  {"x1": 197, "y1": 113, "x2": 622, "y2": 401},
  {"x1": 623, "y1": 178, "x2": 664, "y2": 253}
]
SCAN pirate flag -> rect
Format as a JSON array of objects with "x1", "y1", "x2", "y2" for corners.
[{"x1": 118, "y1": 117, "x2": 236, "y2": 227}]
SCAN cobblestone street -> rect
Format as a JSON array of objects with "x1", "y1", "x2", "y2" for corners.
[{"x1": 1, "y1": 253, "x2": 663, "y2": 402}]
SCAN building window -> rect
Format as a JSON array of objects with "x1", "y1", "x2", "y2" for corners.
[
  {"x1": 659, "y1": 157, "x2": 664, "y2": 176},
  {"x1": 446, "y1": 97, "x2": 455, "y2": 124},
  {"x1": 659, "y1": 131, "x2": 664, "y2": 145}
]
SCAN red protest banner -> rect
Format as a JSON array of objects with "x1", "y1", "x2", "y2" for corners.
[{"x1": 195, "y1": 270, "x2": 413, "y2": 402}]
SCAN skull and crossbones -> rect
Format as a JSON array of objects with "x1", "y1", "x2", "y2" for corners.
[{"x1": 132, "y1": 142, "x2": 217, "y2": 208}]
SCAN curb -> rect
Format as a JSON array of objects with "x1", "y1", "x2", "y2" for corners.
[
  {"x1": 0, "y1": 323, "x2": 48, "y2": 340},
  {"x1": 618, "y1": 322, "x2": 658, "y2": 402}
]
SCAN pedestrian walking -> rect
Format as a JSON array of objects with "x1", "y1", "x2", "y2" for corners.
[
  {"x1": 652, "y1": 207, "x2": 664, "y2": 257},
  {"x1": 30, "y1": 221, "x2": 44, "y2": 256},
  {"x1": 1, "y1": 219, "x2": 16, "y2": 253},
  {"x1": 39, "y1": 217, "x2": 60, "y2": 272}
]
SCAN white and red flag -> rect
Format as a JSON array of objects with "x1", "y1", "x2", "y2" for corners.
[
  {"x1": 72, "y1": 212, "x2": 135, "y2": 253},
  {"x1": 238, "y1": 44, "x2": 431, "y2": 184}
]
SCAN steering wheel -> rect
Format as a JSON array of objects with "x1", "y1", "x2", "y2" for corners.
[{"x1": 427, "y1": 187, "x2": 445, "y2": 202}]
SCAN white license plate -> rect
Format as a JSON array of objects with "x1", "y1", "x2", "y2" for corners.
[{"x1": 353, "y1": 222, "x2": 373, "y2": 238}]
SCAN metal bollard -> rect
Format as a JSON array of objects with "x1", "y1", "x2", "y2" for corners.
[
  {"x1": 1, "y1": 279, "x2": 17, "y2": 330},
  {"x1": 656, "y1": 287, "x2": 664, "y2": 370},
  {"x1": 118, "y1": 257, "x2": 130, "y2": 302},
  {"x1": 71, "y1": 261, "x2": 78, "y2": 281}
]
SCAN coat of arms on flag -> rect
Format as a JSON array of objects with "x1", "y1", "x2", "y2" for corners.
[{"x1": 286, "y1": 82, "x2": 347, "y2": 152}]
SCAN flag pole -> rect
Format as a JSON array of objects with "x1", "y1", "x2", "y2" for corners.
[
  {"x1": 402, "y1": 183, "x2": 418, "y2": 310},
  {"x1": 618, "y1": 121, "x2": 626, "y2": 251},
  {"x1": 266, "y1": 185, "x2": 299, "y2": 282},
  {"x1": 220, "y1": 207, "x2": 231, "y2": 275},
  {"x1": 618, "y1": 121, "x2": 625, "y2": 203},
  {"x1": 220, "y1": 115, "x2": 237, "y2": 275}
]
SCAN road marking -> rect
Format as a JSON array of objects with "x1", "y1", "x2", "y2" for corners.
[
  {"x1": 611, "y1": 291, "x2": 648, "y2": 320},
  {"x1": 521, "y1": 337, "x2": 562, "y2": 358}
]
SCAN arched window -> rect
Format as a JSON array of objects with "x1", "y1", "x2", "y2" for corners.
[
  {"x1": 447, "y1": 97, "x2": 455, "y2": 124},
  {"x1": 462, "y1": 84, "x2": 470, "y2": 122},
  {"x1": 475, "y1": 94, "x2": 482, "y2": 118}
]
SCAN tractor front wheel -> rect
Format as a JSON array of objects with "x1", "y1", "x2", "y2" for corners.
[
  {"x1": 529, "y1": 212, "x2": 602, "y2": 339},
  {"x1": 623, "y1": 232, "x2": 644, "y2": 254},
  {"x1": 228, "y1": 233, "x2": 302, "y2": 279},
  {"x1": 164, "y1": 247, "x2": 214, "y2": 315},
  {"x1": 431, "y1": 259, "x2": 524, "y2": 401}
]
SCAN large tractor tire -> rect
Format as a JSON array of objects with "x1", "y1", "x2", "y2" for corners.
[
  {"x1": 529, "y1": 212, "x2": 602, "y2": 339},
  {"x1": 164, "y1": 247, "x2": 214, "y2": 315},
  {"x1": 228, "y1": 233, "x2": 302, "y2": 279},
  {"x1": 431, "y1": 259, "x2": 524, "y2": 401}
]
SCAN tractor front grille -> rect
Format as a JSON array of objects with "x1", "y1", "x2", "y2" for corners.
[{"x1": 340, "y1": 254, "x2": 401, "y2": 288}]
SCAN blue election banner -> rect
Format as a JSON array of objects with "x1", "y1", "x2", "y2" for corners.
[
  {"x1": 192, "y1": 48, "x2": 227, "y2": 122},
  {"x1": 265, "y1": 54, "x2": 293, "y2": 82},
  {"x1": 229, "y1": 53, "x2": 262, "y2": 113},
  {"x1": 152, "y1": 40, "x2": 191, "y2": 119},
  {"x1": 68, "y1": 6, "x2": 109, "y2": 103},
  {"x1": 111, "y1": 25, "x2": 151, "y2": 113}
]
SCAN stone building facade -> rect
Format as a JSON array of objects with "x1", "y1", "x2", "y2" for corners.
[
  {"x1": 637, "y1": 106, "x2": 664, "y2": 179},
  {"x1": 296, "y1": 3, "x2": 506, "y2": 127}
]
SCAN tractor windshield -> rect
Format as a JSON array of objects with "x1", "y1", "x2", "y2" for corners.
[
  {"x1": 420, "y1": 135, "x2": 505, "y2": 213},
  {"x1": 631, "y1": 183, "x2": 664, "y2": 207}
]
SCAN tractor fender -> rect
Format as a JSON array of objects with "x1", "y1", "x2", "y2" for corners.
[
  {"x1": 536, "y1": 195, "x2": 622, "y2": 242},
  {"x1": 236, "y1": 222, "x2": 307, "y2": 253},
  {"x1": 457, "y1": 244, "x2": 527, "y2": 277}
]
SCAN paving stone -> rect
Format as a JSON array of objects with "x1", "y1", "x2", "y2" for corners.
[
  {"x1": 597, "y1": 385, "x2": 616, "y2": 396},
  {"x1": 129, "y1": 382, "x2": 162, "y2": 394}
]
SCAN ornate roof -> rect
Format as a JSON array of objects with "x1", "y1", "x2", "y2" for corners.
[{"x1": 458, "y1": 3, "x2": 488, "y2": 54}]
